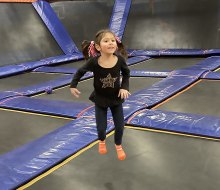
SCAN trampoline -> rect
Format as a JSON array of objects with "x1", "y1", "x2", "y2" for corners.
[
  {"x1": 157, "y1": 79, "x2": 220, "y2": 117},
  {"x1": 0, "y1": 3, "x2": 63, "y2": 67},
  {"x1": 129, "y1": 57, "x2": 204, "y2": 71},
  {"x1": 37, "y1": 76, "x2": 162, "y2": 103},
  {"x1": 0, "y1": 1, "x2": 220, "y2": 190},
  {"x1": 0, "y1": 72, "x2": 66, "y2": 91},
  {"x1": 0, "y1": 109, "x2": 70, "y2": 155}
]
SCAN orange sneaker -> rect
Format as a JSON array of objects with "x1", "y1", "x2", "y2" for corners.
[
  {"x1": 115, "y1": 145, "x2": 126, "y2": 160},
  {"x1": 99, "y1": 141, "x2": 107, "y2": 154}
]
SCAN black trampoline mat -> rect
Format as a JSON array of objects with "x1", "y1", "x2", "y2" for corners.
[
  {"x1": 0, "y1": 72, "x2": 66, "y2": 91},
  {"x1": 51, "y1": 60, "x2": 86, "y2": 69},
  {"x1": 51, "y1": 0, "x2": 114, "y2": 49},
  {"x1": 130, "y1": 57, "x2": 204, "y2": 71},
  {"x1": 37, "y1": 77, "x2": 162, "y2": 103},
  {"x1": 158, "y1": 80, "x2": 220, "y2": 117},
  {"x1": 123, "y1": 0, "x2": 220, "y2": 49},
  {"x1": 0, "y1": 109, "x2": 70, "y2": 155},
  {"x1": 37, "y1": 78, "x2": 94, "y2": 104},
  {"x1": 28, "y1": 128, "x2": 220, "y2": 190},
  {"x1": 0, "y1": 4, "x2": 63, "y2": 67}
]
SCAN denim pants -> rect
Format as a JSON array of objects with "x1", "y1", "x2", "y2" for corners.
[{"x1": 95, "y1": 103, "x2": 125, "y2": 145}]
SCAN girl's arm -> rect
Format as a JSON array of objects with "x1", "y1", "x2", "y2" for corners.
[
  {"x1": 70, "y1": 59, "x2": 93, "y2": 88},
  {"x1": 118, "y1": 58, "x2": 130, "y2": 99},
  {"x1": 70, "y1": 59, "x2": 93, "y2": 97},
  {"x1": 120, "y1": 58, "x2": 130, "y2": 91}
]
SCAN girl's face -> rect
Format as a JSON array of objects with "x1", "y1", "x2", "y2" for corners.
[{"x1": 96, "y1": 33, "x2": 117, "y2": 55}]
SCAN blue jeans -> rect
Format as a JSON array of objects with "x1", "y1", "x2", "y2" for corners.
[{"x1": 95, "y1": 104, "x2": 125, "y2": 145}]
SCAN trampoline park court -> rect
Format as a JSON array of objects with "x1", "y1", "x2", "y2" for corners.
[{"x1": 0, "y1": 0, "x2": 220, "y2": 190}]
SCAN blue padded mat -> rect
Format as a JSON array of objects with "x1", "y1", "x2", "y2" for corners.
[
  {"x1": 126, "y1": 109, "x2": 220, "y2": 138},
  {"x1": 0, "y1": 116, "x2": 115, "y2": 189}
]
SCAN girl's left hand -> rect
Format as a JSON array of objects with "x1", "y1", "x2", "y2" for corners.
[{"x1": 118, "y1": 89, "x2": 131, "y2": 99}]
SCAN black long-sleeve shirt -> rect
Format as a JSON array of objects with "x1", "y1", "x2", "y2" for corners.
[{"x1": 70, "y1": 55, "x2": 130, "y2": 107}]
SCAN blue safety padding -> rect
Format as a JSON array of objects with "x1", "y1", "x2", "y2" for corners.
[
  {"x1": 41, "y1": 53, "x2": 83, "y2": 65},
  {"x1": 0, "y1": 60, "x2": 47, "y2": 78},
  {"x1": 34, "y1": 68, "x2": 170, "y2": 77},
  {"x1": 128, "y1": 49, "x2": 220, "y2": 57},
  {"x1": 126, "y1": 109, "x2": 220, "y2": 138},
  {"x1": 202, "y1": 49, "x2": 220, "y2": 55},
  {"x1": 0, "y1": 54, "x2": 83, "y2": 78},
  {"x1": 128, "y1": 49, "x2": 160, "y2": 57},
  {"x1": 0, "y1": 75, "x2": 71, "y2": 100},
  {"x1": 126, "y1": 56, "x2": 151, "y2": 65},
  {"x1": 33, "y1": 56, "x2": 149, "y2": 74},
  {"x1": 11, "y1": 75, "x2": 74, "y2": 96},
  {"x1": 79, "y1": 69, "x2": 206, "y2": 120},
  {"x1": 69, "y1": 101, "x2": 136, "y2": 125},
  {"x1": 0, "y1": 118, "x2": 114, "y2": 189},
  {"x1": 201, "y1": 71, "x2": 220, "y2": 79},
  {"x1": 0, "y1": 96, "x2": 91, "y2": 118},
  {"x1": 159, "y1": 49, "x2": 204, "y2": 56},
  {"x1": 34, "y1": 66, "x2": 78, "y2": 74},
  {"x1": 0, "y1": 72, "x2": 93, "y2": 99},
  {"x1": 123, "y1": 69, "x2": 206, "y2": 110},
  {"x1": 170, "y1": 68, "x2": 207, "y2": 77},
  {"x1": 123, "y1": 76, "x2": 191, "y2": 108},
  {"x1": 130, "y1": 70, "x2": 169, "y2": 78},
  {"x1": 33, "y1": 0, "x2": 79, "y2": 54},
  {"x1": 0, "y1": 92, "x2": 23, "y2": 102},
  {"x1": 160, "y1": 49, "x2": 220, "y2": 56},
  {"x1": 109, "y1": 0, "x2": 131, "y2": 39},
  {"x1": 76, "y1": 104, "x2": 145, "y2": 130},
  {"x1": 188, "y1": 56, "x2": 220, "y2": 71},
  {"x1": 78, "y1": 102, "x2": 145, "y2": 122}
]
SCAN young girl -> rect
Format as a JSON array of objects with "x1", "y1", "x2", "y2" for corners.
[{"x1": 70, "y1": 29, "x2": 130, "y2": 160}]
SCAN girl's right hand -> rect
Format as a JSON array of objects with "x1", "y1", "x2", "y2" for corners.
[{"x1": 70, "y1": 88, "x2": 81, "y2": 98}]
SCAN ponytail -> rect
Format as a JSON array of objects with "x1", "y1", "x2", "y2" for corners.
[
  {"x1": 81, "y1": 40, "x2": 99, "y2": 60},
  {"x1": 82, "y1": 40, "x2": 91, "y2": 60},
  {"x1": 114, "y1": 35, "x2": 128, "y2": 60},
  {"x1": 116, "y1": 41, "x2": 128, "y2": 60}
]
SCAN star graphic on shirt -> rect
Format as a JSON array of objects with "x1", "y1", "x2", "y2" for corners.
[{"x1": 100, "y1": 73, "x2": 117, "y2": 88}]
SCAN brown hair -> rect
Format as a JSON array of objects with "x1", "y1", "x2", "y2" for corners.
[{"x1": 81, "y1": 29, "x2": 128, "y2": 60}]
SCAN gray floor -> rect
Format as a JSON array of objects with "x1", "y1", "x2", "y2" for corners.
[
  {"x1": 130, "y1": 57, "x2": 204, "y2": 71},
  {"x1": 0, "y1": 72, "x2": 65, "y2": 91},
  {"x1": 158, "y1": 80, "x2": 220, "y2": 117},
  {"x1": 28, "y1": 128, "x2": 220, "y2": 190},
  {"x1": 0, "y1": 109, "x2": 70, "y2": 155}
]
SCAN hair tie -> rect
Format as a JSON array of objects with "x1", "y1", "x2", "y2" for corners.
[
  {"x1": 88, "y1": 41, "x2": 97, "y2": 57},
  {"x1": 115, "y1": 36, "x2": 121, "y2": 44}
]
